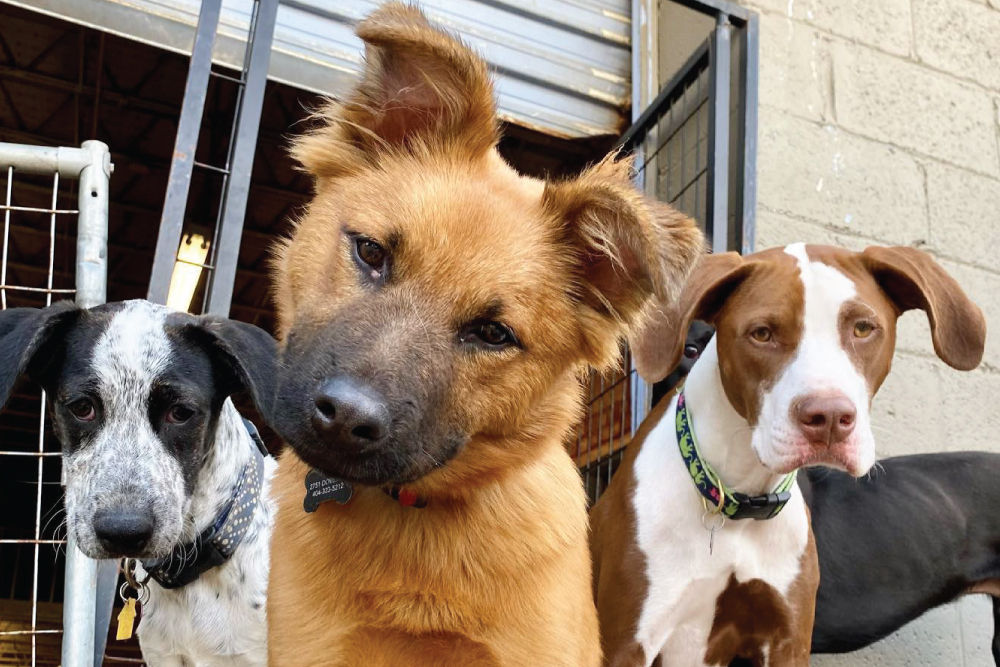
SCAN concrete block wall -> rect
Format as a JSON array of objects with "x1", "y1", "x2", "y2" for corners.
[{"x1": 736, "y1": 0, "x2": 1000, "y2": 663}]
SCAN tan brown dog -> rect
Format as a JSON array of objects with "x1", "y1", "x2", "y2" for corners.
[{"x1": 265, "y1": 4, "x2": 703, "y2": 666}]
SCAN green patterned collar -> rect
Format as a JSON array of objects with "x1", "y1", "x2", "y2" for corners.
[{"x1": 675, "y1": 391, "x2": 796, "y2": 521}]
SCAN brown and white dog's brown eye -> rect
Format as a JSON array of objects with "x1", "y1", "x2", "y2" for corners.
[
  {"x1": 459, "y1": 320, "x2": 520, "y2": 350},
  {"x1": 166, "y1": 405, "x2": 195, "y2": 424},
  {"x1": 853, "y1": 320, "x2": 876, "y2": 339},
  {"x1": 749, "y1": 326, "x2": 773, "y2": 343},
  {"x1": 67, "y1": 398, "x2": 96, "y2": 422}
]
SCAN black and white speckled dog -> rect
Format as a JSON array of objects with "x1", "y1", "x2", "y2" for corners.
[{"x1": 0, "y1": 299, "x2": 277, "y2": 666}]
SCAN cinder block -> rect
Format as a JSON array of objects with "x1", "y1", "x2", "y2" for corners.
[
  {"x1": 871, "y1": 352, "x2": 945, "y2": 457},
  {"x1": 757, "y1": 110, "x2": 928, "y2": 243},
  {"x1": 743, "y1": 0, "x2": 912, "y2": 56},
  {"x1": 913, "y1": 0, "x2": 1000, "y2": 91},
  {"x1": 754, "y1": 207, "x2": 868, "y2": 250},
  {"x1": 757, "y1": 14, "x2": 829, "y2": 122},
  {"x1": 832, "y1": 43, "x2": 999, "y2": 175},
  {"x1": 811, "y1": 603, "x2": 965, "y2": 666},
  {"x1": 925, "y1": 161, "x2": 1000, "y2": 272},
  {"x1": 958, "y1": 596, "x2": 995, "y2": 667},
  {"x1": 936, "y1": 368, "x2": 1000, "y2": 452}
]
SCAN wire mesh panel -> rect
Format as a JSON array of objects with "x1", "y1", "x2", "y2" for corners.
[
  {"x1": 0, "y1": 141, "x2": 110, "y2": 667},
  {"x1": 576, "y1": 0, "x2": 757, "y2": 505}
]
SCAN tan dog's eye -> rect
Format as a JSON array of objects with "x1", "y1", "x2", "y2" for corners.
[
  {"x1": 853, "y1": 320, "x2": 876, "y2": 338},
  {"x1": 749, "y1": 326, "x2": 772, "y2": 343},
  {"x1": 351, "y1": 235, "x2": 389, "y2": 285},
  {"x1": 459, "y1": 320, "x2": 520, "y2": 350},
  {"x1": 357, "y1": 238, "x2": 386, "y2": 269}
]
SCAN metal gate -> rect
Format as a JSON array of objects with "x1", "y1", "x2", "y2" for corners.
[
  {"x1": 0, "y1": 141, "x2": 111, "y2": 666},
  {"x1": 576, "y1": 0, "x2": 758, "y2": 503}
]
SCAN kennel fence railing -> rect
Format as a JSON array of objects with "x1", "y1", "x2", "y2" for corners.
[
  {"x1": 0, "y1": 141, "x2": 111, "y2": 667},
  {"x1": 576, "y1": 0, "x2": 757, "y2": 504}
]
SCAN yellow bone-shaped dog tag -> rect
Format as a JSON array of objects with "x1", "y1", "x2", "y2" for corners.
[{"x1": 116, "y1": 597, "x2": 137, "y2": 640}]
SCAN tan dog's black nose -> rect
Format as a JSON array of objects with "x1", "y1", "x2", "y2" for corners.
[
  {"x1": 793, "y1": 393, "x2": 857, "y2": 445},
  {"x1": 312, "y1": 377, "x2": 390, "y2": 451}
]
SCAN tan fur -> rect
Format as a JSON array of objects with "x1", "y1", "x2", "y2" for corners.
[{"x1": 267, "y1": 4, "x2": 704, "y2": 666}]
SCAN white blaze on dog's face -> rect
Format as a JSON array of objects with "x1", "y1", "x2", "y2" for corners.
[
  {"x1": 0, "y1": 299, "x2": 276, "y2": 560},
  {"x1": 61, "y1": 302, "x2": 188, "y2": 558},
  {"x1": 633, "y1": 243, "x2": 986, "y2": 478},
  {"x1": 752, "y1": 244, "x2": 877, "y2": 475}
]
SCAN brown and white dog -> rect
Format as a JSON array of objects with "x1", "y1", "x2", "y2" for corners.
[
  {"x1": 264, "y1": 4, "x2": 703, "y2": 666},
  {"x1": 589, "y1": 243, "x2": 986, "y2": 666}
]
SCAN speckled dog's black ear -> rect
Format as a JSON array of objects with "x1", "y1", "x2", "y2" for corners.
[
  {"x1": 177, "y1": 316, "x2": 279, "y2": 425},
  {"x1": 0, "y1": 301, "x2": 81, "y2": 407}
]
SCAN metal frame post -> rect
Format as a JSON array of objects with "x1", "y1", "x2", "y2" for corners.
[
  {"x1": 740, "y1": 13, "x2": 759, "y2": 254},
  {"x1": 147, "y1": 0, "x2": 223, "y2": 304},
  {"x1": 0, "y1": 140, "x2": 112, "y2": 667},
  {"x1": 706, "y1": 16, "x2": 732, "y2": 255},
  {"x1": 629, "y1": 0, "x2": 658, "y2": 437},
  {"x1": 204, "y1": 0, "x2": 278, "y2": 316}
]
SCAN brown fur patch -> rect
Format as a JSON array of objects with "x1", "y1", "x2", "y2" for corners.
[
  {"x1": 267, "y1": 3, "x2": 704, "y2": 665},
  {"x1": 703, "y1": 520, "x2": 818, "y2": 666}
]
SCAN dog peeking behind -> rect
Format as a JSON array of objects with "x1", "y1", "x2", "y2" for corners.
[
  {"x1": 265, "y1": 3, "x2": 703, "y2": 665},
  {"x1": 0, "y1": 299, "x2": 278, "y2": 666}
]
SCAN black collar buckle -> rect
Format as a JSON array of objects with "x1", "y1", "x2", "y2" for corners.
[{"x1": 729, "y1": 490, "x2": 792, "y2": 521}]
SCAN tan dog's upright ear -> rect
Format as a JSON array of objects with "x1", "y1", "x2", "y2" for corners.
[
  {"x1": 293, "y1": 2, "x2": 497, "y2": 177},
  {"x1": 544, "y1": 156, "x2": 705, "y2": 370},
  {"x1": 862, "y1": 245, "x2": 986, "y2": 371},
  {"x1": 630, "y1": 252, "x2": 749, "y2": 383}
]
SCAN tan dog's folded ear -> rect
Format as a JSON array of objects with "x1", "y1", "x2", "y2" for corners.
[
  {"x1": 630, "y1": 252, "x2": 748, "y2": 383},
  {"x1": 544, "y1": 156, "x2": 704, "y2": 370},
  {"x1": 862, "y1": 245, "x2": 986, "y2": 371},
  {"x1": 294, "y1": 2, "x2": 497, "y2": 177}
]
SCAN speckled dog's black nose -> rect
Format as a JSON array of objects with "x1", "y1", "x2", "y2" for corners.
[{"x1": 93, "y1": 508, "x2": 154, "y2": 555}]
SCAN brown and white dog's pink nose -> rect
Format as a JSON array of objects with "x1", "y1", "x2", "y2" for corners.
[{"x1": 792, "y1": 393, "x2": 857, "y2": 446}]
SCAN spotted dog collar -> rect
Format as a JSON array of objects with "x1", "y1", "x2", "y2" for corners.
[
  {"x1": 142, "y1": 418, "x2": 269, "y2": 589},
  {"x1": 676, "y1": 391, "x2": 796, "y2": 521}
]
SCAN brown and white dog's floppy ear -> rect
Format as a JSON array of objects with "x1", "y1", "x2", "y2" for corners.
[
  {"x1": 544, "y1": 156, "x2": 705, "y2": 370},
  {"x1": 862, "y1": 245, "x2": 986, "y2": 371},
  {"x1": 0, "y1": 301, "x2": 81, "y2": 406},
  {"x1": 630, "y1": 252, "x2": 750, "y2": 383},
  {"x1": 293, "y1": 2, "x2": 497, "y2": 177},
  {"x1": 179, "y1": 317, "x2": 279, "y2": 422}
]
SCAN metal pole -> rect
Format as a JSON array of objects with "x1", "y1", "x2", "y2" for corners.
[
  {"x1": 628, "y1": 0, "x2": 658, "y2": 435},
  {"x1": 147, "y1": 0, "x2": 223, "y2": 304},
  {"x1": 62, "y1": 140, "x2": 112, "y2": 667},
  {"x1": 707, "y1": 16, "x2": 732, "y2": 254},
  {"x1": 204, "y1": 0, "x2": 278, "y2": 316},
  {"x1": 741, "y1": 14, "x2": 759, "y2": 255}
]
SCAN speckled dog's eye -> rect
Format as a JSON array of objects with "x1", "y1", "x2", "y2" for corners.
[
  {"x1": 166, "y1": 405, "x2": 195, "y2": 424},
  {"x1": 68, "y1": 398, "x2": 96, "y2": 422},
  {"x1": 749, "y1": 326, "x2": 772, "y2": 343}
]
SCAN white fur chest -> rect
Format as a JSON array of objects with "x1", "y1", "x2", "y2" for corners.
[
  {"x1": 136, "y1": 456, "x2": 276, "y2": 667},
  {"x1": 630, "y1": 398, "x2": 809, "y2": 666}
]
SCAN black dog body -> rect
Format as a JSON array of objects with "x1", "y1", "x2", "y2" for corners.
[{"x1": 803, "y1": 452, "x2": 1000, "y2": 661}]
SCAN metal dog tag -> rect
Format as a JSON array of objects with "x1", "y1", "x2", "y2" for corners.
[
  {"x1": 116, "y1": 598, "x2": 138, "y2": 641},
  {"x1": 303, "y1": 469, "x2": 354, "y2": 512}
]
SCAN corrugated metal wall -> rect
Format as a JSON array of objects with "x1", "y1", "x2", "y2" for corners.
[{"x1": 10, "y1": 0, "x2": 631, "y2": 138}]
